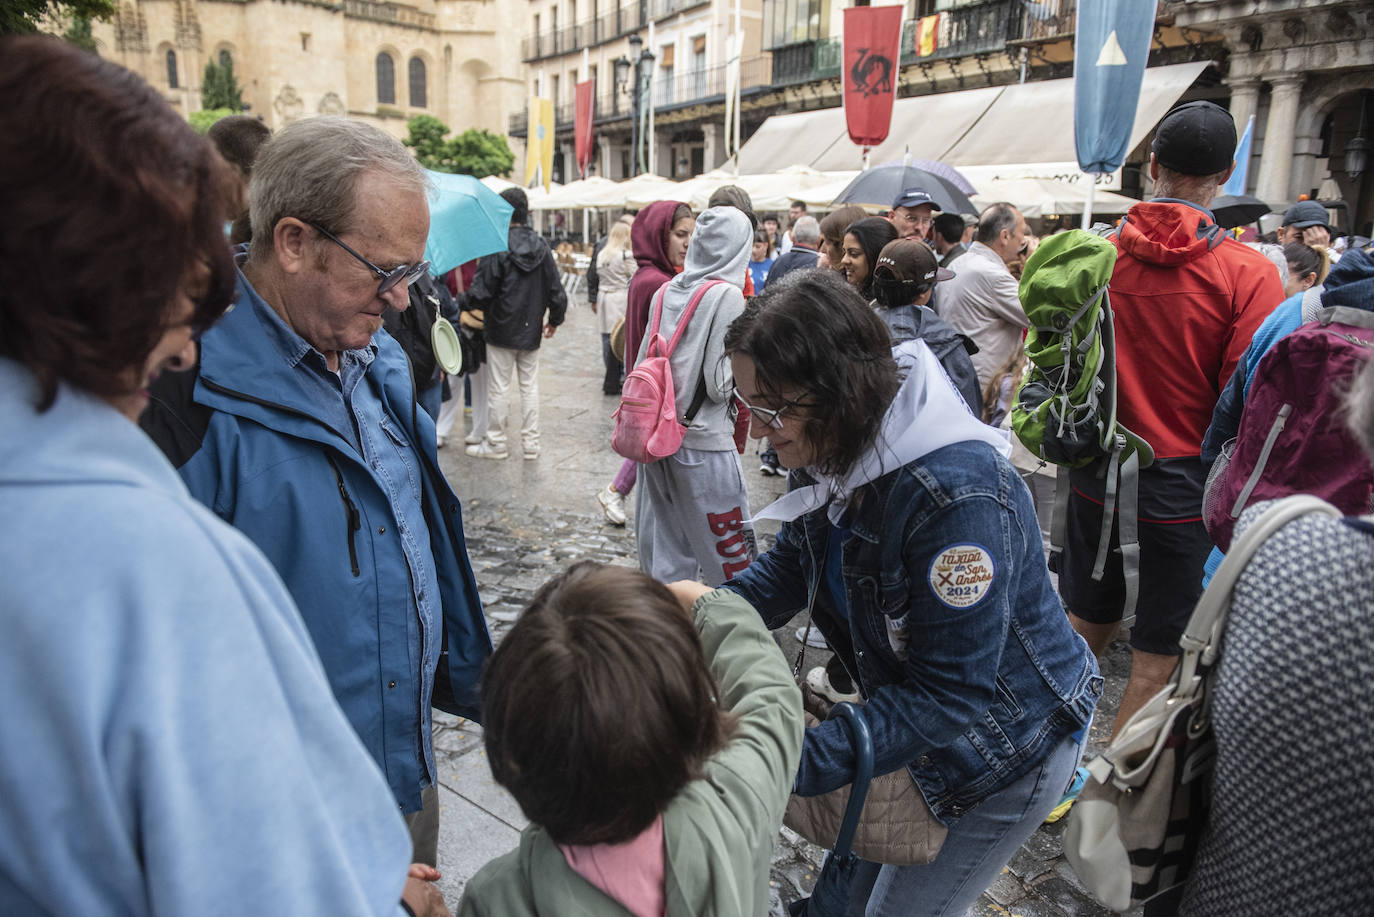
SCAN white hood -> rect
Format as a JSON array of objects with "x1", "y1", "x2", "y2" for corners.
[{"x1": 754, "y1": 339, "x2": 1011, "y2": 524}]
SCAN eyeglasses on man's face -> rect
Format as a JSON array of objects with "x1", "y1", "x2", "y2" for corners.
[{"x1": 308, "y1": 222, "x2": 430, "y2": 297}]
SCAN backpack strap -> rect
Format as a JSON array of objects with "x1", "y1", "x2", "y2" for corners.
[
  {"x1": 645, "y1": 284, "x2": 671, "y2": 355},
  {"x1": 663, "y1": 279, "x2": 728, "y2": 356},
  {"x1": 666, "y1": 279, "x2": 729, "y2": 425}
]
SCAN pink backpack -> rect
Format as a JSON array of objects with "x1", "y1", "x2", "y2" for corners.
[
  {"x1": 612, "y1": 280, "x2": 725, "y2": 464},
  {"x1": 1203, "y1": 306, "x2": 1374, "y2": 550}
]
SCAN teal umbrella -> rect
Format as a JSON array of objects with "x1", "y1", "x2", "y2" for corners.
[{"x1": 423, "y1": 170, "x2": 513, "y2": 275}]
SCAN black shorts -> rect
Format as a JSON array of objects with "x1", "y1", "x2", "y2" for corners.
[{"x1": 1059, "y1": 458, "x2": 1213, "y2": 656}]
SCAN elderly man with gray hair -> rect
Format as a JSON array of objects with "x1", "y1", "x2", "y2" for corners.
[
  {"x1": 764, "y1": 214, "x2": 823, "y2": 284},
  {"x1": 142, "y1": 117, "x2": 492, "y2": 874}
]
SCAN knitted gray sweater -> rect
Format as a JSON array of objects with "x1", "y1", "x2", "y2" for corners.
[{"x1": 1181, "y1": 502, "x2": 1374, "y2": 914}]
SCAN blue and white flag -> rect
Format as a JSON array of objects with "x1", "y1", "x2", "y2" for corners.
[
  {"x1": 1073, "y1": 0, "x2": 1156, "y2": 174},
  {"x1": 1222, "y1": 115, "x2": 1254, "y2": 196}
]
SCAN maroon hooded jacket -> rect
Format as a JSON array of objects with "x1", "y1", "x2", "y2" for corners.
[{"x1": 625, "y1": 200, "x2": 685, "y2": 369}]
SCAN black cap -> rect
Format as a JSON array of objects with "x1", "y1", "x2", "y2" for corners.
[
  {"x1": 891, "y1": 188, "x2": 941, "y2": 212},
  {"x1": 872, "y1": 239, "x2": 953, "y2": 307},
  {"x1": 1151, "y1": 101, "x2": 1237, "y2": 176},
  {"x1": 1281, "y1": 200, "x2": 1330, "y2": 230}
]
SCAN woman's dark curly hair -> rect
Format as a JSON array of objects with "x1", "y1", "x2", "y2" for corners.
[
  {"x1": 725, "y1": 269, "x2": 899, "y2": 475},
  {"x1": 0, "y1": 37, "x2": 236, "y2": 411}
]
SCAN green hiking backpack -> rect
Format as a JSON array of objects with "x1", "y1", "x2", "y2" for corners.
[{"x1": 1011, "y1": 228, "x2": 1154, "y2": 621}]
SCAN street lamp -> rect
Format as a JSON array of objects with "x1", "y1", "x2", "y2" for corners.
[
  {"x1": 626, "y1": 33, "x2": 654, "y2": 176},
  {"x1": 1346, "y1": 91, "x2": 1369, "y2": 180},
  {"x1": 612, "y1": 54, "x2": 631, "y2": 118}
]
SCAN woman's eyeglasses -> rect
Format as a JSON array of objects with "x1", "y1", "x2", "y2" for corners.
[
  {"x1": 737, "y1": 397, "x2": 803, "y2": 430},
  {"x1": 309, "y1": 222, "x2": 430, "y2": 297}
]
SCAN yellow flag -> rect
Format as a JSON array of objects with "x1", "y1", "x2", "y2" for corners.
[
  {"x1": 917, "y1": 14, "x2": 939, "y2": 58},
  {"x1": 524, "y1": 97, "x2": 555, "y2": 191}
]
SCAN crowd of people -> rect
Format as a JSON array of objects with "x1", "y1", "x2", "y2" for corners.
[{"x1": 5, "y1": 34, "x2": 1374, "y2": 917}]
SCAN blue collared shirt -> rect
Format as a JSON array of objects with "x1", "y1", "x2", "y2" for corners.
[{"x1": 249, "y1": 287, "x2": 443, "y2": 790}]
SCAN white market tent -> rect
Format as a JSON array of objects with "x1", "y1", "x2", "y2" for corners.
[
  {"x1": 732, "y1": 62, "x2": 1208, "y2": 190},
  {"x1": 970, "y1": 178, "x2": 1140, "y2": 218}
]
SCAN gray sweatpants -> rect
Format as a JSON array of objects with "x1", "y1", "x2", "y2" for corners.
[{"x1": 635, "y1": 446, "x2": 757, "y2": 587}]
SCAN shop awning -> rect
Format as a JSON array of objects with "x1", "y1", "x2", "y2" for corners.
[
  {"x1": 733, "y1": 61, "x2": 1209, "y2": 189},
  {"x1": 938, "y1": 62, "x2": 1208, "y2": 179}
]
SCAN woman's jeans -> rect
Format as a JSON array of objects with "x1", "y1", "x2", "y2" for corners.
[{"x1": 842, "y1": 731, "x2": 1083, "y2": 917}]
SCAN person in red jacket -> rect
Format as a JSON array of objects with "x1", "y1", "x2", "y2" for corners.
[{"x1": 1062, "y1": 101, "x2": 1285, "y2": 738}]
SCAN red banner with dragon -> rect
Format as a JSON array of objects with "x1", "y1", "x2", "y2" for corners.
[{"x1": 842, "y1": 5, "x2": 904, "y2": 151}]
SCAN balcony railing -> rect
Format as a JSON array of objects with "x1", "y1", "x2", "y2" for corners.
[
  {"x1": 342, "y1": 0, "x2": 435, "y2": 31},
  {"x1": 648, "y1": 0, "x2": 709, "y2": 21},
  {"x1": 653, "y1": 56, "x2": 771, "y2": 108},
  {"x1": 782, "y1": 0, "x2": 1078, "y2": 86},
  {"x1": 1014, "y1": 0, "x2": 1077, "y2": 43},
  {"x1": 509, "y1": 56, "x2": 771, "y2": 136},
  {"x1": 771, "y1": 40, "x2": 816, "y2": 86},
  {"x1": 522, "y1": 3, "x2": 652, "y2": 61}
]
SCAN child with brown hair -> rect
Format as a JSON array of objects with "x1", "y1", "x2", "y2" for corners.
[{"x1": 459, "y1": 562, "x2": 803, "y2": 917}]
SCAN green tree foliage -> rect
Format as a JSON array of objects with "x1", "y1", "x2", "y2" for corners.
[
  {"x1": 1, "y1": 0, "x2": 113, "y2": 35},
  {"x1": 63, "y1": 14, "x2": 97, "y2": 51},
  {"x1": 201, "y1": 57, "x2": 244, "y2": 112},
  {"x1": 404, "y1": 115, "x2": 514, "y2": 178},
  {"x1": 189, "y1": 107, "x2": 237, "y2": 134}
]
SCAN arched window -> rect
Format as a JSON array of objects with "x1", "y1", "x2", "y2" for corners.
[
  {"x1": 219, "y1": 49, "x2": 232, "y2": 69},
  {"x1": 165, "y1": 49, "x2": 178, "y2": 88},
  {"x1": 376, "y1": 52, "x2": 395, "y2": 105},
  {"x1": 408, "y1": 56, "x2": 427, "y2": 108}
]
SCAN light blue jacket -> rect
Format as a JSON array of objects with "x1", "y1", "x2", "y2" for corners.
[
  {"x1": 0, "y1": 360, "x2": 412, "y2": 915},
  {"x1": 141, "y1": 270, "x2": 492, "y2": 813}
]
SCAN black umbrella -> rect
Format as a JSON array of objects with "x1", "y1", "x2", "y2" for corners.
[
  {"x1": 832, "y1": 163, "x2": 977, "y2": 215},
  {"x1": 1210, "y1": 194, "x2": 1272, "y2": 229},
  {"x1": 788, "y1": 703, "x2": 875, "y2": 917}
]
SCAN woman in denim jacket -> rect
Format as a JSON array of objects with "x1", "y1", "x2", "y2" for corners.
[{"x1": 722, "y1": 270, "x2": 1100, "y2": 916}]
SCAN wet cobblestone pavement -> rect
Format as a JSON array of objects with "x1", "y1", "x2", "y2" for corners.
[{"x1": 428, "y1": 298, "x2": 1137, "y2": 915}]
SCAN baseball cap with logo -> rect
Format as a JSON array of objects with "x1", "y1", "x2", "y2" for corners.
[
  {"x1": 891, "y1": 188, "x2": 942, "y2": 212},
  {"x1": 872, "y1": 239, "x2": 954, "y2": 307},
  {"x1": 1150, "y1": 100, "x2": 1237, "y2": 176}
]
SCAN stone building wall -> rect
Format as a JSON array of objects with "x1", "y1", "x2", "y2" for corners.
[{"x1": 90, "y1": 0, "x2": 525, "y2": 145}]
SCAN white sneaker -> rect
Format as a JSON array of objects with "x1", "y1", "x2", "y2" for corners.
[
  {"x1": 597, "y1": 485, "x2": 627, "y2": 526},
  {"x1": 465, "y1": 440, "x2": 508, "y2": 460},
  {"x1": 436, "y1": 435, "x2": 447, "y2": 449},
  {"x1": 795, "y1": 625, "x2": 829, "y2": 649},
  {"x1": 805, "y1": 665, "x2": 861, "y2": 704},
  {"x1": 523, "y1": 446, "x2": 540, "y2": 460},
  {"x1": 464, "y1": 430, "x2": 484, "y2": 445}
]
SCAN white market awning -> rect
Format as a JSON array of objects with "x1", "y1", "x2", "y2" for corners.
[
  {"x1": 969, "y1": 178, "x2": 1139, "y2": 218},
  {"x1": 732, "y1": 61, "x2": 1209, "y2": 192},
  {"x1": 938, "y1": 62, "x2": 1208, "y2": 185}
]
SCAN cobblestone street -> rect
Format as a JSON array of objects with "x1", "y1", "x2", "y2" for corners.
[{"x1": 429, "y1": 296, "x2": 1136, "y2": 916}]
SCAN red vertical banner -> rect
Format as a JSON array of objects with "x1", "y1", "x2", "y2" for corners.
[
  {"x1": 574, "y1": 79, "x2": 595, "y2": 179},
  {"x1": 842, "y1": 5, "x2": 904, "y2": 150}
]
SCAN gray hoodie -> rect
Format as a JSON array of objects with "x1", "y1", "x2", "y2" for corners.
[{"x1": 635, "y1": 206, "x2": 752, "y2": 451}]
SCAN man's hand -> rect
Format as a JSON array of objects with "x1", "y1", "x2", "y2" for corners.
[
  {"x1": 1302, "y1": 225, "x2": 1331, "y2": 248},
  {"x1": 543, "y1": 323, "x2": 557, "y2": 339},
  {"x1": 402, "y1": 871, "x2": 451, "y2": 917},
  {"x1": 666, "y1": 580, "x2": 712, "y2": 613},
  {"x1": 590, "y1": 301, "x2": 598, "y2": 314}
]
